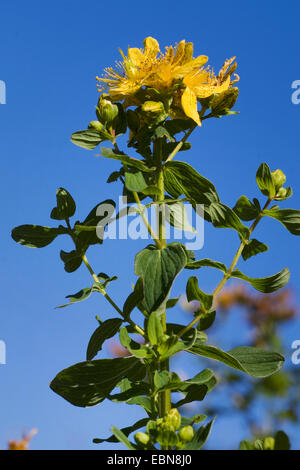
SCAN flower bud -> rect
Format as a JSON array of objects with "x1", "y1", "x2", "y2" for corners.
[
  {"x1": 141, "y1": 101, "x2": 166, "y2": 120},
  {"x1": 264, "y1": 436, "x2": 275, "y2": 450},
  {"x1": 276, "y1": 187, "x2": 288, "y2": 198},
  {"x1": 178, "y1": 425, "x2": 194, "y2": 443},
  {"x1": 166, "y1": 408, "x2": 181, "y2": 431},
  {"x1": 134, "y1": 432, "x2": 150, "y2": 446},
  {"x1": 88, "y1": 120, "x2": 104, "y2": 131},
  {"x1": 96, "y1": 94, "x2": 119, "y2": 125},
  {"x1": 271, "y1": 169, "x2": 286, "y2": 191}
]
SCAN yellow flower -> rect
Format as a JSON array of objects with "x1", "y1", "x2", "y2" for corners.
[
  {"x1": 182, "y1": 57, "x2": 239, "y2": 125},
  {"x1": 96, "y1": 37, "x2": 239, "y2": 126}
]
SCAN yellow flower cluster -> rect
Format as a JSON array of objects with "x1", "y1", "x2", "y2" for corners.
[{"x1": 96, "y1": 37, "x2": 239, "y2": 126}]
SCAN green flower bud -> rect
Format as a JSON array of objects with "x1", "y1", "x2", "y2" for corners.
[
  {"x1": 276, "y1": 187, "x2": 288, "y2": 198},
  {"x1": 134, "y1": 432, "x2": 150, "y2": 446},
  {"x1": 166, "y1": 408, "x2": 181, "y2": 431},
  {"x1": 264, "y1": 436, "x2": 275, "y2": 450},
  {"x1": 88, "y1": 120, "x2": 104, "y2": 131},
  {"x1": 271, "y1": 169, "x2": 286, "y2": 191},
  {"x1": 96, "y1": 94, "x2": 119, "y2": 125},
  {"x1": 140, "y1": 101, "x2": 166, "y2": 122},
  {"x1": 178, "y1": 425, "x2": 194, "y2": 443}
]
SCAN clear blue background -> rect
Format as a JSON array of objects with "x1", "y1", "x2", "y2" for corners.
[{"x1": 1, "y1": 0, "x2": 300, "y2": 450}]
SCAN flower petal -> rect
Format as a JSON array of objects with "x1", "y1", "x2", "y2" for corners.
[
  {"x1": 143, "y1": 37, "x2": 160, "y2": 59},
  {"x1": 181, "y1": 87, "x2": 201, "y2": 126}
]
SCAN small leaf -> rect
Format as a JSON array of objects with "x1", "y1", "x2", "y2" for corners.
[
  {"x1": 186, "y1": 277, "x2": 213, "y2": 311},
  {"x1": 147, "y1": 312, "x2": 164, "y2": 346},
  {"x1": 111, "y1": 426, "x2": 136, "y2": 450},
  {"x1": 165, "y1": 202, "x2": 196, "y2": 232},
  {"x1": 123, "y1": 278, "x2": 144, "y2": 318},
  {"x1": 86, "y1": 318, "x2": 123, "y2": 360},
  {"x1": 56, "y1": 286, "x2": 93, "y2": 308},
  {"x1": 185, "y1": 258, "x2": 227, "y2": 273},
  {"x1": 125, "y1": 171, "x2": 148, "y2": 193},
  {"x1": 185, "y1": 418, "x2": 215, "y2": 450},
  {"x1": 231, "y1": 267, "x2": 290, "y2": 293},
  {"x1": 209, "y1": 202, "x2": 250, "y2": 240},
  {"x1": 119, "y1": 327, "x2": 152, "y2": 359},
  {"x1": 100, "y1": 148, "x2": 155, "y2": 172},
  {"x1": 233, "y1": 196, "x2": 260, "y2": 221},
  {"x1": 263, "y1": 208, "x2": 300, "y2": 235},
  {"x1": 93, "y1": 418, "x2": 148, "y2": 444},
  {"x1": 71, "y1": 129, "x2": 110, "y2": 150},
  {"x1": 11, "y1": 225, "x2": 67, "y2": 248},
  {"x1": 60, "y1": 249, "x2": 82, "y2": 273},
  {"x1": 256, "y1": 162, "x2": 276, "y2": 198},
  {"x1": 51, "y1": 187, "x2": 76, "y2": 220},
  {"x1": 166, "y1": 297, "x2": 179, "y2": 309},
  {"x1": 197, "y1": 310, "x2": 216, "y2": 331},
  {"x1": 242, "y1": 239, "x2": 269, "y2": 261}
]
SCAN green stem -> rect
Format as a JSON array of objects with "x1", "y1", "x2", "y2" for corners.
[
  {"x1": 66, "y1": 219, "x2": 145, "y2": 337},
  {"x1": 132, "y1": 191, "x2": 161, "y2": 249},
  {"x1": 164, "y1": 124, "x2": 197, "y2": 164},
  {"x1": 177, "y1": 198, "x2": 272, "y2": 339}
]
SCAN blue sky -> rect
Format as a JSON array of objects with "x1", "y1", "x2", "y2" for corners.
[{"x1": 1, "y1": 0, "x2": 300, "y2": 450}]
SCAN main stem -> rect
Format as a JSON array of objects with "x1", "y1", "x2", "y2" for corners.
[{"x1": 156, "y1": 164, "x2": 171, "y2": 421}]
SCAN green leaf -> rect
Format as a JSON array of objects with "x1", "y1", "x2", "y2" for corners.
[
  {"x1": 60, "y1": 249, "x2": 82, "y2": 273},
  {"x1": 134, "y1": 242, "x2": 188, "y2": 314},
  {"x1": 11, "y1": 225, "x2": 67, "y2": 248},
  {"x1": 164, "y1": 118, "x2": 195, "y2": 136},
  {"x1": 86, "y1": 318, "x2": 123, "y2": 361},
  {"x1": 50, "y1": 187, "x2": 76, "y2": 220},
  {"x1": 209, "y1": 202, "x2": 250, "y2": 240},
  {"x1": 56, "y1": 286, "x2": 94, "y2": 308},
  {"x1": 185, "y1": 257, "x2": 227, "y2": 273},
  {"x1": 180, "y1": 414, "x2": 207, "y2": 427},
  {"x1": 71, "y1": 129, "x2": 110, "y2": 150},
  {"x1": 185, "y1": 418, "x2": 215, "y2": 450},
  {"x1": 256, "y1": 162, "x2": 276, "y2": 198},
  {"x1": 93, "y1": 418, "x2": 148, "y2": 444},
  {"x1": 123, "y1": 278, "x2": 144, "y2": 318},
  {"x1": 165, "y1": 202, "x2": 196, "y2": 232},
  {"x1": 166, "y1": 297, "x2": 179, "y2": 309},
  {"x1": 111, "y1": 426, "x2": 136, "y2": 450},
  {"x1": 263, "y1": 208, "x2": 300, "y2": 235},
  {"x1": 124, "y1": 171, "x2": 148, "y2": 193},
  {"x1": 197, "y1": 310, "x2": 216, "y2": 331},
  {"x1": 50, "y1": 357, "x2": 145, "y2": 407},
  {"x1": 175, "y1": 369, "x2": 217, "y2": 406},
  {"x1": 231, "y1": 267, "x2": 290, "y2": 293},
  {"x1": 147, "y1": 312, "x2": 164, "y2": 346},
  {"x1": 119, "y1": 327, "x2": 152, "y2": 359},
  {"x1": 100, "y1": 148, "x2": 155, "y2": 172},
  {"x1": 186, "y1": 277, "x2": 213, "y2": 311},
  {"x1": 75, "y1": 199, "x2": 116, "y2": 247},
  {"x1": 164, "y1": 161, "x2": 219, "y2": 209},
  {"x1": 274, "y1": 430, "x2": 290, "y2": 450},
  {"x1": 233, "y1": 196, "x2": 260, "y2": 221},
  {"x1": 242, "y1": 239, "x2": 269, "y2": 261},
  {"x1": 187, "y1": 344, "x2": 284, "y2": 378}
]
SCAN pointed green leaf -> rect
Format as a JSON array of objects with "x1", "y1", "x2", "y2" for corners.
[
  {"x1": 11, "y1": 225, "x2": 67, "y2": 248},
  {"x1": 242, "y1": 239, "x2": 269, "y2": 261},
  {"x1": 93, "y1": 418, "x2": 148, "y2": 444},
  {"x1": 147, "y1": 312, "x2": 164, "y2": 346},
  {"x1": 186, "y1": 277, "x2": 213, "y2": 311},
  {"x1": 256, "y1": 163, "x2": 276, "y2": 198},
  {"x1": 71, "y1": 129, "x2": 109, "y2": 150},
  {"x1": 50, "y1": 357, "x2": 146, "y2": 407},
  {"x1": 134, "y1": 243, "x2": 188, "y2": 314},
  {"x1": 185, "y1": 258, "x2": 227, "y2": 273},
  {"x1": 209, "y1": 202, "x2": 250, "y2": 240},
  {"x1": 165, "y1": 202, "x2": 196, "y2": 232},
  {"x1": 119, "y1": 327, "x2": 152, "y2": 359},
  {"x1": 187, "y1": 344, "x2": 284, "y2": 378},
  {"x1": 51, "y1": 187, "x2": 76, "y2": 220},
  {"x1": 185, "y1": 418, "x2": 215, "y2": 450},
  {"x1": 231, "y1": 267, "x2": 290, "y2": 293},
  {"x1": 60, "y1": 249, "x2": 82, "y2": 273},
  {"x1": 125, "y1": 171, "x2": 148, "y2": 193},
  {"x1": 86, "y1": 318, "x2": 123, "y2": 360},
  {"x1": 100, "y1": 148, "x2": 155, "y2": 172},
  {"x1": 111, "y1": 426, "x2": 136, "y2": 450},
  {"x1": 263, "y1": 208, "x2": 300, "y2": 235},
  {"x1": 233, "y1": 195, "x2": 260, "y2": 221}
]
